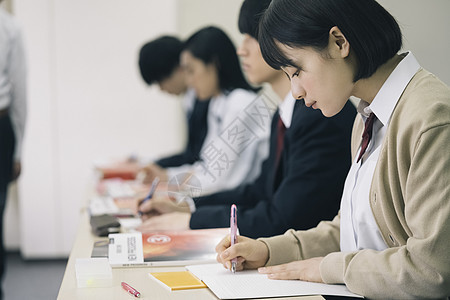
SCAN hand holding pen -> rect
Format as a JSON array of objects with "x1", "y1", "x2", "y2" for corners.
[
  {"x1": 216, "y1": 204, "x2": 268, "y2": 272},
  {"x1": 215, "y1": 233, "x2": 269, "y2": 272},
  {"x1": 137, "y1": 176, "x2": 160, "y2": 217}
]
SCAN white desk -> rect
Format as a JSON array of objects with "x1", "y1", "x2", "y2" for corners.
[{"x1": 57, "y1": 208, "x2": 324, "y2": 300}]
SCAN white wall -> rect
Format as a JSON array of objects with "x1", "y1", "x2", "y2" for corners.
[
  {"x1": 177, "y1": 0, "x2": 244, "y2": 45},
  {"x1": 377, "y1": 0, "x2": 450, "y2": 85},
  {"x1": 178, "y1": 0, "x2": 450, "y2": 86},
  {"x1": 3, "y1": 0, "x2": 450, "y2": 257},
  {"x1": 4, "y1": 0, "x2": 246, "y2": 258},
  {"x1": 9, "y1": 0, "x2": 181, "y2": 257}
]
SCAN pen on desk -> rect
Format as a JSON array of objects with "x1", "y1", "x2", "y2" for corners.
[
  {"x1": 137, "y1": 176, "x2": 160, "y2": 216},
  {"x1": 121, "y1": 281, "x2": 141, "y2": 298},
  {"x1": 230, "y1": 204, "x2": 238, "y2": 273}
]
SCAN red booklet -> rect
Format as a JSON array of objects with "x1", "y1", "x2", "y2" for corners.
[
  {"x1": 142, "y1": 228, "x2": 228, "y2": 263},
  {"x1": 108, "y1": 228, "x2": 229, "y2": 267},
  {"x1": 95, "y1": 160, "x2": 141, "y2": 180}
]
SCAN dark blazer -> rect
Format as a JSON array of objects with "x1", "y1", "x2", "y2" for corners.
[
  {"x1": 190, "y1": 99, "x2": 356, "y2": 238},
  {"x1": 156, "y1": 98, "x2": 210, "y2": 168}
]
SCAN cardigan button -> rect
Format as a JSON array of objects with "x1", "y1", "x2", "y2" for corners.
[
  {"x1": 388, "y1": 234, "x2": 396, "y2": 245},
  {"x1": 373, "y1": 193, "x2": 377, "y2": 204}
]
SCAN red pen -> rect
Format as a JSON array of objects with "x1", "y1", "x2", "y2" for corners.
[
  {"x1": 230, "y1": 204, "x2": 238, "y2": 273},
  {"x1": 121, "y1": 281, "x2": 141, "y2": 298}
]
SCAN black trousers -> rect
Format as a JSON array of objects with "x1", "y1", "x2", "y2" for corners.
[{"x1": 0, "y1": 112, "x2": 15, "y2": 296}]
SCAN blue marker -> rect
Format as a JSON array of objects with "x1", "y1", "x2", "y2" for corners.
[{"x1": 137, "y1": 177, "x2": 160, "y2": 216}]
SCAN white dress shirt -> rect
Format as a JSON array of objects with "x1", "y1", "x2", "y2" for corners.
[
  {"x1": 0, "y1": 8, "x2": 27, "y2": 160},
  {"x1": 340, "y1": 52, "x2": 421, "y2": 252},
  {"x1": 278, "y1": 93, "x2": 296, "y2": 128},
  {"x1": 181, "y1": 91, "x2": 293, "y2": 211},
  {"x1": 167, "y1": 87, "x2": 276, "y2": 196}
]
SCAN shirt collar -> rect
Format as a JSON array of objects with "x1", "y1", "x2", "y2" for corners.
[
  {"x1": 357, "y1": 52, "x2": 421, "y2": 125},
  {"x1": 278, "y1": 93, "x2": 296, "y2": 128}
]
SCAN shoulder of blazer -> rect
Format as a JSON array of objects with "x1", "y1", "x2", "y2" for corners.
[{"x1": 289, "y1": 99, "x2": 326, "y2": 132}]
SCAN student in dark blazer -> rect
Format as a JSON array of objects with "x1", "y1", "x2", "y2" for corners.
[
  {"x1": 190, "y1": 99, "x2": 355, "y2": 238},
  {"x1": 136, "y1": 0, "x2": 356, "y2": 237},
  {"x1": 138, "y1": 36, "x2": 210, "y2": 168}
]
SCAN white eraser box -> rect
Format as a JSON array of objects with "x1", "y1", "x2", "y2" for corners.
[{"x1": 75, "y1": 258, "x2": 112, "y2": 288}]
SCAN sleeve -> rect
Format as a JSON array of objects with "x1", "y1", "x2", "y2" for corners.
[
  {"x1": 258, "y1": 214, "x2": 341, "y2": 266},
  {"x1": 189, "y1": 159, "x2": 271, "y2": 227},
  {"x1": 189, "y1": 157, "x2": 272, "y2": 231},
  {"x1": 193, "y1": 181, "x2": 267, "y2": 208},
  {"x1": 8, "y1": 22, "x2": 27, "y2": 161},
  {"x1": 193, "y1": 118, "x2": 276, "y2": 208},
  {"x1": 156, "y1": 152, "x2": 196, "y2": 168},
  {"x1": 319, "y1": 123, "x2": 450, "y2": 299},
  {"x1": 168, "y1": 90, "x2": 274, "y2": 196}
]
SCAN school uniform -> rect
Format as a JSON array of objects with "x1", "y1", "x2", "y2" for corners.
[
  {"x1": 166, "y1": 88, "x2": 272, "y2": 196},
  {"x1": 189, "y1": 95, "x2": 356, "y2": 238},
  {"x1": 259, "y1": 53, "x2": 450, "y2": 299}
]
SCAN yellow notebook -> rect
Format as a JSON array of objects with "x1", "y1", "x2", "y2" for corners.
[{"x1": 149, "y1": 271, "x2": 207, "y2": 291}]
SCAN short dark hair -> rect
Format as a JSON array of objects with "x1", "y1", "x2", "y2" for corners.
[
  {"x1": 259, "y1": 0, "x2": 403, "y2": 81},
  {"x1": 183, "y1": 26, "x2": 257, "y2": 93},
  {"x1": 238, "y1": 0, "x2": 272, "y2": 39},
  {"x1": 138, "y1": 36, "x2": 182, "y2": 85}
]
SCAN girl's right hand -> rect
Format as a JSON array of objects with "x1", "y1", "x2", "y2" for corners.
[{"x1": 215, "y1": 235, "x2": 269, "y2": 271}]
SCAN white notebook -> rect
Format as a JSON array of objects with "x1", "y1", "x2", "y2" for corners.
[{"x1": 186, "y1": 263, "x2": 363, "y2": 299}]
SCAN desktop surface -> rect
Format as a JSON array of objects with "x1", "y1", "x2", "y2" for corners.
[{"x1": 57, "y1": 207, "x2": 324, "y2": 300}]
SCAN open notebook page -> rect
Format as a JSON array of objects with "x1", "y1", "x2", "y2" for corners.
[{"x1": 186, "y1": 263, "x2": 362, "y2": 299}]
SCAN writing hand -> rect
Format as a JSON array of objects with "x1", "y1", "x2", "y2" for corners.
[
  {"x1": 137, "y1": 196, "x2": 190, "y2": 220},
  {"x1": 216, "y1": 235, "x2": 269, "y2": 272},
  {"x1": 258, "y1": 257, "x2": 324, "y2": 283}
]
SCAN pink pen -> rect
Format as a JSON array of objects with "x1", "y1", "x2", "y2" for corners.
[
  {"x1": 230, "y1": 204, "x2": 238, "y2": 273},
  {"x1": 121, "y1": 281, "x2": 141, "y2": 298}
]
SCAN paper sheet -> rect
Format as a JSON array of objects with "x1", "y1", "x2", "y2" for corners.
[
  {"x1": 186, "y1": 263, "x2": 363, "y2": 299},
  {"x1": 89, "y1": 196, "x2": 120, "y2": 216}
]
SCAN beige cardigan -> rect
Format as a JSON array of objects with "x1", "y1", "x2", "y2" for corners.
[{"x1": 259, "y1": 69, "x2": 450, "y2": 299}]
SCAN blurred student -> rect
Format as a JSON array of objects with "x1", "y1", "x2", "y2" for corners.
[
  {"x1": 138, "y1": 26, "x2": 274, "y2": 229},
  {"x1": 137, "y1": 0, "x2": 356, "y2": 236},
  {"x1": 0, "y1": 2, "x2": 27, "y2": 298},
  {"x1": 138, "y1": 36, "x2": 209, "y2": 168},
  {"x1": 216, "y1": 0, "x2": 450, "y2": 298}
]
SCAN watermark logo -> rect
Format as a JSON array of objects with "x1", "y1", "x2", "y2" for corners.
[
  {"x1": 172, "y1": 90, "x2": 278, "y2": 191},
  {"x1": 219, "y1": 117, "x2": 257, "y2": 155},
  {"x1": 244, "y1": 92, "x2": 277, "y2": 130},
  {"x1": 167, "y1": 172, "x2": 202, "y2": 199}
]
